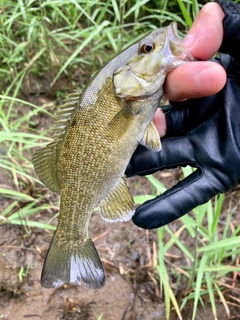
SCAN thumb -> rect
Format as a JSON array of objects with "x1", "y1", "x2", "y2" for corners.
[
  {"x1": 183, "y1": 2, "x2": 224, "y2": 60},
  {"x1": 132, "y1": 168, "x2": 219, "y2": 229}
]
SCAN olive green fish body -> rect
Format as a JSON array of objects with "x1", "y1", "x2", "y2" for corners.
[{"x1": 32, "y1": 22, "x2": 193, "y2": 289}]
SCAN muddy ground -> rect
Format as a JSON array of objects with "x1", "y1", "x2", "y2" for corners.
[
  {"x1": 1, "y1": 73, "x2": 240, "y2": 320},
  {"x1": 1, "y1": 173, "x2": 240, "y2": 320}
]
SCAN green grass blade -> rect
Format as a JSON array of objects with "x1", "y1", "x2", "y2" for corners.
[
  {"x1": 192, "y1": 252, "x2": 208, "y2": 320},
  {"x1": 0, "y1": 200, "x2": 18, "y2": 218},
  {"x1": 133, "y1": 194, "x2": 155, "y2": 204},
  {"x1": 193, "y1": 202, "x2": 208, "y2": 226},
  {"x1": 192, "y1": 0, "x2": 201, "y2": 18},
  {"x1": 51, "y1": 21, "x2": 110, "y2": 85},
  {"x1": 211, "y1": 194, "x2": 224, "y2": 234},
  {"x1": 9, "y1": 219, "x2": 56, "y2": 230},
  {"x1": 145, "y1": 175, "x2": 167, "y2": 194},
  {"x1": 213, "y1": 281, "x2": 230, "y2": 318},
  {"x1": 123, "y1": 0, "x2": 151, "y2": 19},
  {"x1": 0, "y1": 163, "x2": 42, "y2": 185},
  {"x1": 205, "y1": 272, "x2": 217, "y2": 320},
  {"x1": 198, "y1": 236, "x2": 240, "y2": 253},
  {"x1": 0, "y1": 132, "x2": 52, "y2": 144},
  {"x1": 111, "y1": 0, "x2": 121, "y2": 22},
  {"x1": 176, "y1": 0, "x2": 193, "y2": 27},
  {"x1": 0, "y1": 188, "x2": 36, "y2": 202},
  {"x1": 158, "y1": 228, "x2": 182, "y2": 320},
  {"x1": 164, "y1": 225, "x2": 194, "y2": 261}
]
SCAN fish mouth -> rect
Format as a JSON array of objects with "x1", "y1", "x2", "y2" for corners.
[
  {"x1": 168, "y1": 22, "x2": 182, "y2": 44},
  {"x1": 167, "y1": 22, "x2": 195, "y2": 62}
]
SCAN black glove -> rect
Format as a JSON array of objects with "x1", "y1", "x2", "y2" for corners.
[{"x1": 126, "y1": 0, "x2": 240, "y2": 229}]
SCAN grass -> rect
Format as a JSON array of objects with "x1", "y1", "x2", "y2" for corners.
[
  {"x1": 145, "y1": 168, "x2": 240, "y2": 320},
  {"x1": 1, "y1": 0, "x2": 240, "y2": 319}
]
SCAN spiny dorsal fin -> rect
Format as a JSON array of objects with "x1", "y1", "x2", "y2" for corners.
[
  {"x1": 140, "y1": 121, "x2": 161, "y2": 152},
  {"x1": 32, "y1": 91, "x2": 81, "y2": 192},
  {"x1": 99, "y1": 176, "x2": 135, "y2": 222},
  {"x1": 52, "y1": 91, "x2": 81, "y2": 141}
]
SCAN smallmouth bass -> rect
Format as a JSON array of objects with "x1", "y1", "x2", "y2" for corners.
[{"x1": 32, "y1": 22, "x2": 193, "y2": 289}]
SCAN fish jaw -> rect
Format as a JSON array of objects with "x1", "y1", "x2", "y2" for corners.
[{"x1": 166, "y1": 22, "x2": 195, "y2": 68}]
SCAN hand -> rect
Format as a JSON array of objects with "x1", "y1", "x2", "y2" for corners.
[
  {"x1": 154, "y1": 2, "x2": 226, "y2": 136},
  {"x1": 127, "y1": 0, "x2": 240, "y2": 229}
]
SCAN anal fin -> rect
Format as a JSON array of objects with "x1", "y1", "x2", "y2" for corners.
[
  {"x1": 140, "y1": 121, "x2": 161, "y2": 152},
  {"x1": 99, "y1": 177, "x2": 135, "y2": 222}
]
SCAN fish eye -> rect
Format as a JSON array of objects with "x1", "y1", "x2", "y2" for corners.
[{"x1": 140, "y1": 40, "x2": 155, "y2": 54}]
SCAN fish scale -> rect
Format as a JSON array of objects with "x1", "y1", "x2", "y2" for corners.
[
  {"x1": 56, "y1": 87, "x2": 122, "y2": 243},
  {"x1": 32, "y1": 22, "x2": 193, "y2": 289}
]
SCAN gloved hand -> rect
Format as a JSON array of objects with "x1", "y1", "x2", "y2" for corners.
[{"x1": 126, "y1": 0, "x2": 240, "y2": 229}]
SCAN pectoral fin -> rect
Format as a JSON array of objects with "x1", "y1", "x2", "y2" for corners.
[
  {"x1": 99, "y1": 177, "x2": 135, "y2": 222},
  {"x1": 140, "y1": 121, "x2": 161, "y2": 151}
]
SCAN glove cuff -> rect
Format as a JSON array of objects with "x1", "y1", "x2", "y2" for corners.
[{"x1": 215, "y1": 0, "x2": 240, "y2": 59}]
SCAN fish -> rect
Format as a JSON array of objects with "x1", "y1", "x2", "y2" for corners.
[{"x1": 32, "y1": 22, "x2": 193, "y2": 289}]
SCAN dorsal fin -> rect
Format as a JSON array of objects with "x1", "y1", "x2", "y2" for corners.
[
  {"x1": 52, "y1": 91, "x2": 81, "y2": 141},
  {"x1": 32, "y1": 91, "x2": 81, "y2": 192},
  {"x1": 32, "y1": 141, "x2": 61, "y2": 192}
]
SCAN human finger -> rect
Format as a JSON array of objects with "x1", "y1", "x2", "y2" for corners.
[
  {"x1": 153, "y1": 108, "x2": 167, "y2": 137},
  {"x1": 183, "y1": 2, "x2": 224, "y2": 60},
  {"x1": 164, "y1": 61, "x2": 226, "y2": 101}
]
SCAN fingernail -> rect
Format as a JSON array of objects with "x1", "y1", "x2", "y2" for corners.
[
  {"x1": 195, "y1": 67, "x2": 216, "y2": 94},
  {"x1": 183, "y1": 34, "x2": 196, "y2": 49}
]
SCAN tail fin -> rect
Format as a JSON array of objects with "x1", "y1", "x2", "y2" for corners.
[{"x1": 41, "y1": 233, "x2": 105, "y2": 289}]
